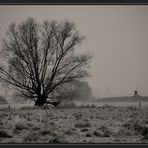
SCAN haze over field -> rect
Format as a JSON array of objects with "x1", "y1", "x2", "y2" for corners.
[{"x1": 0, "y1": 6, "x2": 148, "y2": 99}]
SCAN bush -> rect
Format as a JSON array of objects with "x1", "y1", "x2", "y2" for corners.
[
  {"x1": 85, "y1": 133, "x2": 92, "y2": 137},
  {"x1": 118, "y1": 128, "x2": 133, "y2": 136},
  {"x1": 102, "y1": 130, "x2": 112, "y2": 137},
  {"x1": 132, "y1": 122, "x2": 148, "y2": 139},
  {"x1": 48, "y1": 137, "x2": 69, "y2": 144},
  {"x1": 99, "y1": 125, "x2": 112, "y2": 137},
  {"x1": 79, "y1": 103, "x2": 97, "y2": 108},
  {"x1": 73, "y1": 112, "x2": 82, "y2": 120},
  {"x1": 81, "y1": 128, "x2": 89, "y2": 132},
  {"x1": 57, "y1": 100, "x2": 76, "y2": 108},
  {"x1": 141, "y1": 126, "x2": 148, "y2": 139},
  {"x1": 65, "y1": 128, "x2": 76, "y2": 135},
  {"x1": 93, "y1": 130, "x2": 101, "y2": 137},
  {"x1": 14, "y1": 120, "x2": 40, "y2": 131},
  {"x1": 23, "y1": 132, "x2": 40, "y2": 143},
  {"x1": 121, "y1": 119, "x2": 148, "y2": 139},
  {"x1": 75, "y1": 121, "x2": 91, "y2": 128},
  {"x1": 20, "y1": 106, "x2": 35, "y2": 110},
  {"x1": 15, "y1": 121, "x2": 29, "y2": 130},
  {"x1": 40, "y1": 129, "x2": 51, "y2": 135},
  {"x1": 128, "y1": 106, "x2": 138, "y2": 111},
  {"x1": 0, "y1": 130, "x2": 12, "y2": 138}
]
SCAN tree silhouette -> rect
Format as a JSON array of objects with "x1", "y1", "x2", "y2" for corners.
[{"x1": 0, "y1": 18, "x2": 92, "y2": 106}]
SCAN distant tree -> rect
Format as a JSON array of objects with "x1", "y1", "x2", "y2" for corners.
[
  {"x1": 52, "y1": 81, "x2": 95, "y2": 107},
  {"x1": 0, "y1": 18, "x2": 93, "y2": 106},
  {"x1": 71, "y1": 81, "x2": 94, "y2": 100},
  {"x1": 48, "y1": 81, "x2": 94, "y2": 100}
]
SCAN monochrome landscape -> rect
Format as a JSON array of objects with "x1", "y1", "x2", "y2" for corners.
[{"x1": 0, "y1": 5, "x2": 148, "y2": 143}]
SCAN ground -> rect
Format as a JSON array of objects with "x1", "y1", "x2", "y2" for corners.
[{"x1": 0, "y1": 105, "x2": 148, "y2": 143}]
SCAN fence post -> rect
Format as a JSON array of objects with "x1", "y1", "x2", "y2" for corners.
[
  {"x1": 8, "y1": 104, "x2": 10, "y2": 109},
  {"x1": 139, "y1": 102, "x2": 141, "y2": 109}
]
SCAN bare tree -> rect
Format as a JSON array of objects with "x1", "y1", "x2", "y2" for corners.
[{"x1": 0, "y1": 18, "x2": 93, "y2": 106}]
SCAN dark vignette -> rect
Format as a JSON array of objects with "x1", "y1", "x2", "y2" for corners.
[
  {"x1": 0, "y1": 1, "x2": 148, "y2": 148},
  {"x1": 0, "y1": 0, "x2": 148, "y2": 4}
]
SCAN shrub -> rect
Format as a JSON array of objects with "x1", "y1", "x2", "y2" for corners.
[
  {"x1": 14, "y1": 120, "x2": 40, "y2": 131},
  {"x1": 0, "y1": 130, "x2": 12, "y2": 138},
  {"x1": 102, "y1": 129, "x2": 112, "y2": 137},
  {"x1": 117, "y1": 128, "x2": 133, "y2": 136},
  {"x1": 128, "y1": 106, "x2": 138, "y2": 111},
  {"x1": 99, "y1": 125, "x2": 112, "y2": 137},
  {"x1": 65, "y1": 128, "x2": 76, "y2": 135},
  {"x1": 15, "y1": 121, "x2": 29, "y2": 130},
  {"x1": 23, "y1": 132, "x2": 40, "y2": 143},
  {"x1": 132, "y1": 122, "x2": 148, "y2": 139},
  {"x1": 20, "y1": 106, "x2": 35, "y2": 110},
  {"x1": 93, "y1": 130, "x2": 101, "y2": 137},
  {"x1": 79, "y1": 103, "x2": 97, "y2": 108},
  {"x1": 81, "y1": 128, "x2": 89, "y2": 132},
  {"x1": 40, "y1": 129, "x2": 51, "y2": 135},
  {"x1": 121, "y1": 119, "x2": 148, "y2": 139},
  {"x1": 85, "y1": 133, "x2": 92, "y2": 137},
  {"x1": 48, "y1": 137, "x2": 69, "y2": 144},
  {"x1": 90, "y1": 104, "x2": 97, "y2": 108},
  {"x1": 75, "y1": 122, "x2": 91, "y2": 128},
  {"x1": 73, "y1": 112, "x2": 82, "y2": 120},
  {"x1": 57, "y1": 100, "x2": 76, "y2": 108},
  {"x1": 140, "y1": 126, "x2": 148, "y2": 139}
]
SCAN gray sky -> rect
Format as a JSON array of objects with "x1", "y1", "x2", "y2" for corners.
[{"x1": 0, "y1": 5, "x2": 148, "y2": 98}]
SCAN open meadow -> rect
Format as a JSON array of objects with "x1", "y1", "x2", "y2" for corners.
[
  {"x1": 1, "y1": 5, "x2": 148, "y2": 145},
  {"x1": 0, "y1": 105, "x2": 148, "y2": 143}
]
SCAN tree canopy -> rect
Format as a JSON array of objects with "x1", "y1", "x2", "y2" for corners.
[{"x1": 0, "y1": 18, "x2": 93, "y2": 106}]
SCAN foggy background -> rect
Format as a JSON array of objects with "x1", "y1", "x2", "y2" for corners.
[{"x1": 0, "y1": 5, "x2": 148, "y2": 99}]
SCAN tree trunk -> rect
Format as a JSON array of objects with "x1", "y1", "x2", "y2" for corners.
[{"x1": 34, "y1": 94, "x2": 47, "y2": 106}]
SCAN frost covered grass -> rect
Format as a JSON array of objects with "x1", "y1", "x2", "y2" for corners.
[{"x1": 0, "y1": 106, "x2": 148, "y2": 143}]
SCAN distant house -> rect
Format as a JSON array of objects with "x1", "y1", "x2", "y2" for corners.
[{"x1": 133, "y1": 90, "x2": 139, "y2": 97}]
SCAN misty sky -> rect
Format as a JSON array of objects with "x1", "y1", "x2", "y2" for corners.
[{"x1": 0, "y1": 5, "x2": 148, "y2": 98}]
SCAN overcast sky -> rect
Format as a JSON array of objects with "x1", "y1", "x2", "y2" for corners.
[{"x1": 0, "y1": 5, "x2": 148, "y2": 98}]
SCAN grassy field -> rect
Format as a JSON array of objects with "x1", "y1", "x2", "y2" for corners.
[
  {"x1": 75, "y1": 101, "x2": 148, "y2": 108},
  {"x1": 96, "y1": 96, "x2": 148, "y2": 102},
  {"x1": 0, "y1": 105, "x2": 148, "y2": 143}
]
